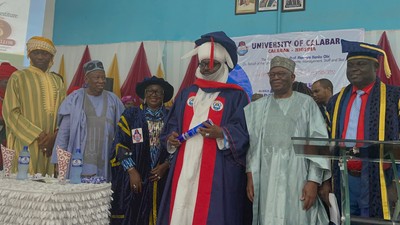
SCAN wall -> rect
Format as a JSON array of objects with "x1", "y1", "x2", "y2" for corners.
[
  {"x1": 23, "y1": 0, "x2": 54, "y2": 67},
  {"x1": 53, "y1": 0, "x2": 400, "y2": 45},
  {"x1": 42, "y1": 0, "x2": 55, "y2": 39}
]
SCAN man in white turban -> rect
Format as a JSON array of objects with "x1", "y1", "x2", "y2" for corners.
[{"x1": 157, "y1": 31, "x2": 250, "y2": 225}]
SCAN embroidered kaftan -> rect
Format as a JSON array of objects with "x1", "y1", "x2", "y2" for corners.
[
  {"x1": 3, "y1": 66, "x2": 65, "y2": 175},
  {"x1": 245, "y1": 92, "x2": 331, "y2": 225}
]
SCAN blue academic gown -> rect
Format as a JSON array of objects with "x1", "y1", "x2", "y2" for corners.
[
  {"x1": 157, "y1": 79, "x2": 250, "y2": 225},
  {"x1": 327, "y1": 79, "x2": 400, "y2": 218},
  {"x1": 110, "y1": 106, "x2": 170, "y2": 225}
]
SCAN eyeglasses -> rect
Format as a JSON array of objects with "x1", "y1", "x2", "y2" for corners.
[
  {"x1": 199, "y1": 60, "x2": 221, "y2": 69},
  {"x1": 84, "y1": 61, "x2": 104, "y2": 74},
  {"x1": 267, "y1": 71, "x2": 291, "y2": 78},
  {"x1": 145, "y1": 89, "x2": 164, "y2": 96}
]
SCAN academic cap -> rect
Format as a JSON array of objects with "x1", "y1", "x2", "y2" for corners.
[
  {"x1": 135, "y1": 76, "x2": 174, "y2": 103},
  {"x1": 341, "y1": 39, "x2": 391, "y2": 78}
]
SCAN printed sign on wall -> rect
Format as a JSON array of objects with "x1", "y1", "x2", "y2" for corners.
[{"x1": 232, "y1": 29, "x2": 364, "y2": 95}]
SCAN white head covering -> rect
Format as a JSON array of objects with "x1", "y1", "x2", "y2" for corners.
[
  {"x1": 196, "y1": 42, "x2": 234, "y2": 69},
  {"x1": 26, "y1": 36, "x2": 56, "y2": 71},
  {"x1": 183, "y1": 42, "x2": 233, "y2": 83}
]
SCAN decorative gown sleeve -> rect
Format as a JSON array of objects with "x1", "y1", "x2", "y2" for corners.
[
  {"x1": 111, "y1": 110, "x2": 137, "y2": 169},
  {"x1": 221, "y1": 90, "x2": 250, "y2": 166}
]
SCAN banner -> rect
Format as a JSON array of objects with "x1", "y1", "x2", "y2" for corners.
[
  {"x1": 0, "y1": 0, "x2": 30, "y2": 64},
  {"x1": 232, "y1": 29, "x2": 364, "y2": 94},
  {"x1": 0, "y1": 0, "x2": 30, "y2": 54}
]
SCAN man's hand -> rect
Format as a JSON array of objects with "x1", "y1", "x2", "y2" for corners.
[
  {"x1": 301, "y1": 181, "x2": 319, "y2": 211},
  {"x1": 38, "y1": 131, "x2": 57, "y2": 157},
  {"x1": 318, "y1": 180, "x2": 331, "y2": 207},
  {"x1": 38, "y1": 131, "x2": 49, "y2": 156},
  {"x1": 198, "y1": 122, "x2": 224, "y2": 139},
  {"x1": 246, "y1": 172, "x2": 254, "y2": 202},
  {"x1": 38, "y1": 131, "x2": 46, "y2": 146},
  {"x1": 167, "y1": 132, "x2": 181, "y2": 148}
]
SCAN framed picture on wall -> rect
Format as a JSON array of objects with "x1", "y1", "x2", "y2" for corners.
[
  {"x1": 258, "y1": 0, "x2": 278, "y2": 12},
  {"x1": 235, "y1": 0, "x2": 256, "y2": 15},
  {"x1": 282, "y1": 0, "x2": 305, "y2": 12}
]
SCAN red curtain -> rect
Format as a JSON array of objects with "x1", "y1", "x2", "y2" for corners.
[
  {"x1": 67, "y1": 46, "x2": 91, "y2": 93},
  {"x1": 175, "y1": 54, "x2": 198, "y2": 99},
  {"x1": 120, "y1": 42, "x2": 152, "y2": 106},
  {"x1": 377, "y1": 31, "x2": 400, "y2": 86}
]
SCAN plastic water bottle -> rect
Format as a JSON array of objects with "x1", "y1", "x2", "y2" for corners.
[
  {"x1": 16, "y1": 146, "x2": 30, "y2": 180},
  {"x1": 69, "y1": 148, "x2": 83, "y2": 184}
]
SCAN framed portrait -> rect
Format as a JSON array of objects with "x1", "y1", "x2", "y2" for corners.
[
  {"x1": 258, "y1": 0, "x2": 278, "y2": 12},
  {"x1": 282, "y1": 0, "x2": 305, "y2": 12},
  {"x1": 235, "y1": 0, "x2": 256, "y2": 15}
]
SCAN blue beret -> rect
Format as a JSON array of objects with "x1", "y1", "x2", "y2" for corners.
[{"x1": 195, "y1": 31, "x2": 238, "y2": 67}]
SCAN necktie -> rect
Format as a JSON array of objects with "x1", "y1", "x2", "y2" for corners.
[{"x1": 345, "y1": 90, "x2": 365, "y2": 144}]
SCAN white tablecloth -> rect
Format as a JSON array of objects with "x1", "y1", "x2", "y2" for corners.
[{"x1": 0, "y1": 176, "x2": 112, "y2": 225}]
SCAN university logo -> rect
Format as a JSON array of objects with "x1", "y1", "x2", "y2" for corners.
[
  {"x1": 237, "y1": 41, "x2": 248, "y2": 56},
  {"x1": 211, "y1": 100, "x2": 223, "y2": 111},
  {"x1": 187, "y1": 96, "x2": 195, "y2": 107}
]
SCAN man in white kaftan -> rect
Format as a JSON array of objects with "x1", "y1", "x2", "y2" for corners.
[{"x1": 245, "y1": 56, "x2": 331, "y2": 225}]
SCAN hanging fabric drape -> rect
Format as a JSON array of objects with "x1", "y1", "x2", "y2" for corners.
[
  {"x1": 120, "y1": 42, "x2": 152, "y2": 106},
  {"x1": 67, "y1": 46, "x2": 91, "y2": 93},
  {"x1": 107, "y1": 54, "x2": 122, "y2": 98},
  {"x1": 58, "y1": 54, "x2": 66, "y2": 88},
  {"x1": 377, "y1": 31, "x2": 400, "y2": 86},
  {"x1": 175, "y1": 54, "x2": 198, "y2": 99}
]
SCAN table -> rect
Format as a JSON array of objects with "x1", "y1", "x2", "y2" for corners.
[{"x1": 0, "y1": 175, "x2": 112, "y2": 225}]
